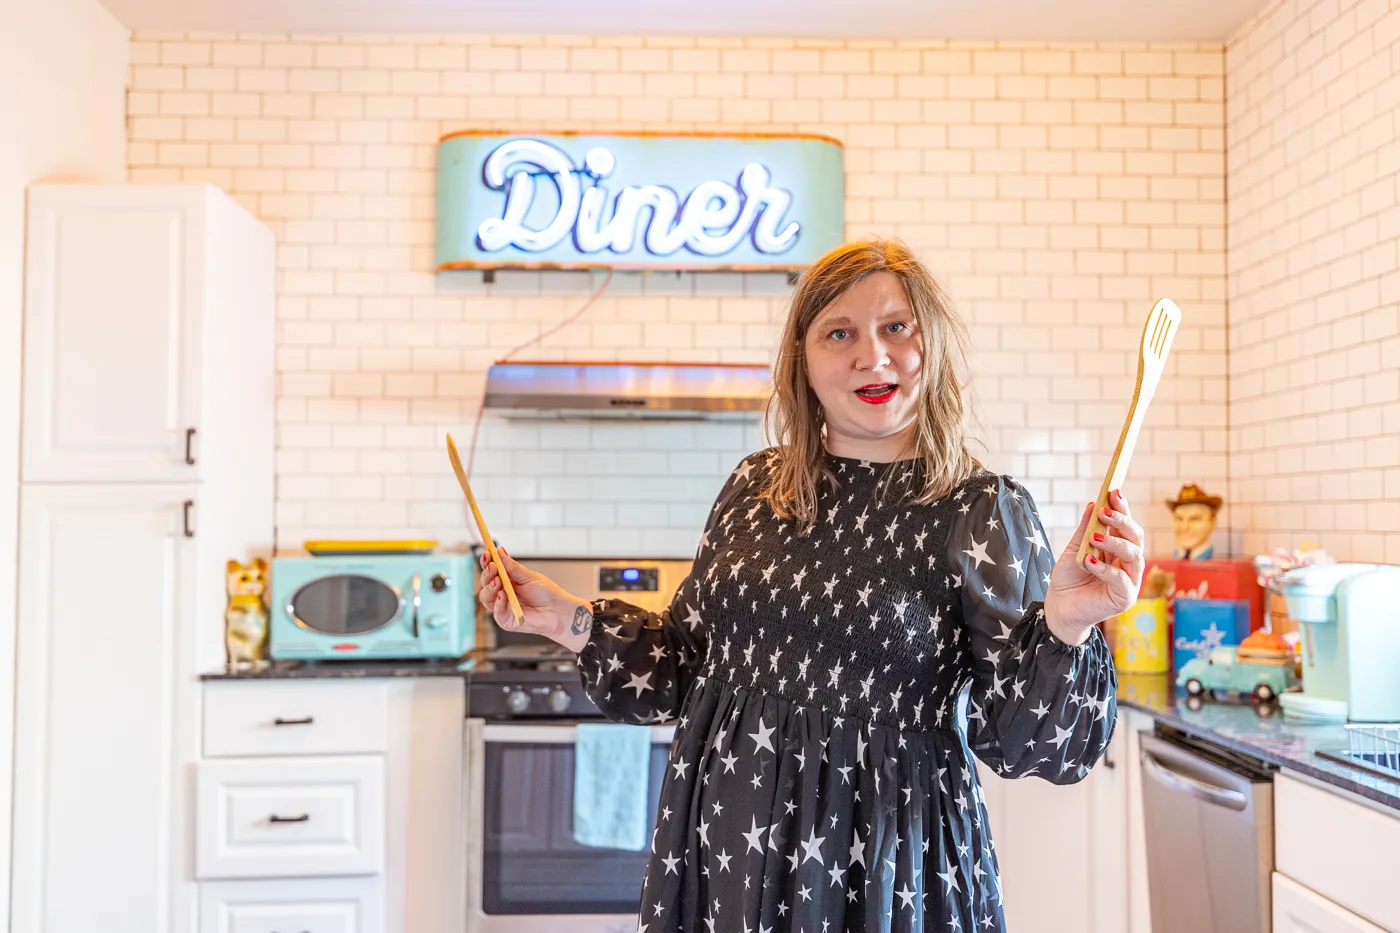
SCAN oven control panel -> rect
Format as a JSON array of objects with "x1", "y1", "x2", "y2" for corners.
[
  {"x1": 468, "y1": 670, "x2": 601, "y2": 720},
  {"x1": 598, "y1": 566, "x2": 659, "y2": 592}
]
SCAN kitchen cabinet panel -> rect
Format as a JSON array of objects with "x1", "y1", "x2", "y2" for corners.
[
  {"x1": 1273, "y1": 873, "x2": 1387, "y2": 933},
  {"x1": 1275, "y1": 771, "x2": 1400, "y2": 931},
  {"x1": 22, "y1": 184, "x2": 274, "y2": 485},
  {"x1": 196, "y1": 756, "x2": 385, "y2": 880},
  {"x1": 979, "y1": 763, "x2": 1094, "y2": 933},
  {"x1": 13, "y1": 182, "x2": 276, "y2": 933},
  {"x1": 11, "y1": 484, "x2": 200, "y2": 933},
  {"x1": 204, "y1": 681, "x2": 390, "y2": 758},
  {"x1": 979, "y1": 707, "x2": 1152, "y2": 933},
  {"x1": 199, "y1": 878, "x2": 384, "y2": 933}
]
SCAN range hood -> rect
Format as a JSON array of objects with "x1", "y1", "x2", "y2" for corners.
[{"x1": 483, "y1": 360, "x2": 771, "y2": 419}]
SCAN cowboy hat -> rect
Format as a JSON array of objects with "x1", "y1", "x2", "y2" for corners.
[{"x1": 1166, "y1": 483, "x2": 1222, "y2": 511}]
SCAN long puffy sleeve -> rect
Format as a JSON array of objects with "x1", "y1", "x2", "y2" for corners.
[
  {"x1": 576, "y1": 453, "x2": 758, "y2": 723},
  {"x1": 948, "y1": 472, "x2": 1117, "y2": 784}
]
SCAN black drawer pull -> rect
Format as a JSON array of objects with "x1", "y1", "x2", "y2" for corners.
[
  {"x1": 184, "y1": 427, "x2": 197, "y2": 465},
  {"x1": 273, "y1": 716, "x2": 314, "y2": 726},
  {"x1": 268, "y1": 814, "x2": 309, "y2": 824}
]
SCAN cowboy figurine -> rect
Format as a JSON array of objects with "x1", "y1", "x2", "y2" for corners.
[{"x1": 1167, "y1": 483, "x2": 1222, "y2": 559}]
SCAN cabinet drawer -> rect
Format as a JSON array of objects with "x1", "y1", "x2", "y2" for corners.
[
  {"x1": 1274, "y1": 772, "x2": 1400, "y2": 931},
  {"x1": 1273, "y1": 873, "x2": 1386, "y2": 933},
  {"x1": 204, "y1": 681, "x2": 388, "y2": 757},
  {"x1": 200, "y1": 878, "x2": 383, "y2": 933},
  {"x1": 196, "y1": 757, "x2": 384, "y2": 879}
]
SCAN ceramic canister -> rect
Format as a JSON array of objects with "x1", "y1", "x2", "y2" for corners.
[{"x1": 1113, "y1": 596, "x2": 1171, "y2": 674}]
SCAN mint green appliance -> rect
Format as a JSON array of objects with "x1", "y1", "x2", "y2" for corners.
[{"x1": 1281, "y1": 563, "x2": 1400, "y2": 721}]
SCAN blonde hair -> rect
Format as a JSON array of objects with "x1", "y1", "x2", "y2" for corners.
[{"x1": 761, "y1": 239, "x2": 977, "y2": 532}]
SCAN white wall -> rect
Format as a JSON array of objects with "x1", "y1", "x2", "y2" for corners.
[
  {"x1": 127, "y1": 34, "x2": 1228, "y2": 560},
  {"x1": 0, "y1": 0, "x2": 128, "y2": 920},
  {"x1": 1227, "y1": 0, "x2": 1400, "y2": 562}
]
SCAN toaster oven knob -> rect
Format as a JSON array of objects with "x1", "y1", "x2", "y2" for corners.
[
  {"x1": 506, "y1": 689, "x2": 531, "y2": 714},
  {"x1": 548, "y1": 688, "x2": 572, "y2": 713},
  {"x1": 424, "y1": 614, "x2": 447, "y2": 630},
  {"x1": 430, "y1": 574, "x2": 451, "y2": 593}
]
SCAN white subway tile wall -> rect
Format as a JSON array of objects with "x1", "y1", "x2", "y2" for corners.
[
  {"x1": 1229, "y1": 0, "x2": 1400, "y2": 563},
  {"x1": 127, "y1": 34, "x2": 1227, "y2": 559}
]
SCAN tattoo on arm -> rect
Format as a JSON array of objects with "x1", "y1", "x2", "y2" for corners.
[{"x1": 570, "y1": 605, "x2": 593, "y2": 637}]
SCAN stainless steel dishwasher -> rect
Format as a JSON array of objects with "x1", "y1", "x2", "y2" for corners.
[{"x1": 1140, "y1": 729, "x2": 1277, "y2": 933}]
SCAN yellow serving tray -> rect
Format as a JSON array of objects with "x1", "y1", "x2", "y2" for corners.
[{"x1": 303, "y1": 539, "x2": 439, "y2": 556}]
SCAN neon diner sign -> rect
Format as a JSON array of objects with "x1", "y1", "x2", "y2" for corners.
[{"x1": 435, "y1": 132, "x2": 845, "y2": 271}]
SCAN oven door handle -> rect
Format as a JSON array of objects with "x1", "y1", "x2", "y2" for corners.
[{"x1": 481, "y1": 723, "x2": 676, "y2": 745}]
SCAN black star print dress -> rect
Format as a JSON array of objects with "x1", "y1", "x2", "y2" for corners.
[{"x1": 577, "y1": 449, "x2": 1118, "y2": 933}]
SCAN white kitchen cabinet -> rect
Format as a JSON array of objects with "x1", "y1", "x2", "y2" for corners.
[
  {"x1": 1118, "y1": 708, "x2": 1154, "y2": 933},
  {"x1": 199, "y1": 878, "x2": 384, "y2": 933},
  {"x1": 978, "y1": 707, "x2": 1154, "y2": 933},
  {"x1": 197, "y1": 679, "x2": 466, "y2": 933},
  {"x1": 204, "y1": 681, "x2": 391, "y2": 758},
  {"x1": 1087, "y1": 711, "x2": 1129, "y2": 933},
  {"x1": 22, "y1": 183, "x2": 274, "y2": 485},
  {"x1": 10, "y1": 484, "x2": 199, "y2": 933},
  {"x1": 1274, "y1": 771, "x2": 1400, "y2": 931},
  {"x1": 12, "y1": 182, "x2": 275, "y2": 933},
  {"x1": 978, "y1": 757, "x2": 1094, "y2": 933},
  {"x1": 196, "y1": 756, "x2": 386, "y2": 880},
  {"x1": 1272, "y1": 873, "x2": 1387, "y2": 933}
]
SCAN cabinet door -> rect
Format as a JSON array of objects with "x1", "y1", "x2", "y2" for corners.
[
  {"x1": 23, "y1": 185, "x2": 204, "y2": 482},
  {"x1": 1273, "y1": 873, "x2": 1386, "y2": 933},
  {"x1": 1121, "y1": 710, "x2": 1155, "y2": 933},
  {"x1": 978, "y1": 716, "x2": 1134, "y2": 933},
  {"x1": 1087, "y1": 714, "x2": 1128, "y2": 933},
  {"x1": 11, "y1": 484, "x2": 199, "y2": 933},
  {"x1": 978, "y1": 764, "x2": 1094, "y2": 933}
]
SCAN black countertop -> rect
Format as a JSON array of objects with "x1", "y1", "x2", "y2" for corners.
[
  {"x1": 200, "y1": 658, "x2": 474, "y2": 680},
  {"x1": 1116, "y1": 673, "x2": 1400, "y2": 812},
  {"x1": 199, "y1": 662, "x2": 1400, "y2": 811}
]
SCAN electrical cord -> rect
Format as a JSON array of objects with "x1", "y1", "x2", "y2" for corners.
[{"x1": 459, "y1": 269, "x2": 616, "y2": 545}]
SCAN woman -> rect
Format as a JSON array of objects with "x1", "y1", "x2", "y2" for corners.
[{"x1": 478, "y1": 239, "x2": 1142, "y2": 933}]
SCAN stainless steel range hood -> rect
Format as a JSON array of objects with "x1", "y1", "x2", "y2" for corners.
[{"x1": 483, "y1": 360, "x2": 771, "y2": 419}]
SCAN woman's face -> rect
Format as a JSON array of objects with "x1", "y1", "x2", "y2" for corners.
[{"x1": 802, "y1": 270, "x2": 923, "y2": 460}]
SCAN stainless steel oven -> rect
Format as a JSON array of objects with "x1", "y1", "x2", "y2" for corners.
[
  {"x1": 464, "y1": 721, "x2": 675, "y2": 933},
  {"x1": 463, "y1": 557, "x2": 692, "y2": 933}
]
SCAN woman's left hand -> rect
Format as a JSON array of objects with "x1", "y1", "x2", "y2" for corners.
[{"x1": 1044, "y1": 489, "x2": 1145, "y2": 645}]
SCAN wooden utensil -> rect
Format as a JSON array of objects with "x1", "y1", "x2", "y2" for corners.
[
  {"x1": 1078, "y1": 298, "x2": 1182, "y2": 570},
  {"x1": 446, "y1": 432, "x2": 524, "y2": 628}
]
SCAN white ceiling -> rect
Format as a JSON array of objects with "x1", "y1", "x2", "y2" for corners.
[{"x1": 100, "y1": 0, "x2": 1266, "y2": 43}]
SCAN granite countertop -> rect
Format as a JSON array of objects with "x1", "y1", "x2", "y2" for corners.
[
  {"x1": 200, "y1": 662, "x2": 1400, "y2": 811},
  {"x1": 1116, "y1": 673, "x2": 1400, "y2": 811},
  {"x1": 200, "y1": 658, "x2": 474, "y2": 680}
]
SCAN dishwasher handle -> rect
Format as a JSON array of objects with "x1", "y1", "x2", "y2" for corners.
[{"x1": 1141, "y1": 746, "x2": 1249, "y2": 811}]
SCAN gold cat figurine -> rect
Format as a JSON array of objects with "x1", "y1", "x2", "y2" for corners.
[{"x1": 225, "y1": 558, "x2": 270, "y2": 668}]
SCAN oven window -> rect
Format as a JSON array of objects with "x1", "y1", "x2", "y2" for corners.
[
  {"x1": 482, "y1": 739, "x2": 668, "y2": 915},
  {"x1": 290, "y1": 575, "x2": 401, "y2": 635}
]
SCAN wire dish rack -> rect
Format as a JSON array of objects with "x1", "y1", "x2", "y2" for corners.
[{"x1": 1316, "y1": 723, "x2": 1400, "y2": 783}]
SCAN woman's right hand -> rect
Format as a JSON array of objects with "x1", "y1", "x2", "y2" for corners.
[{"x1": 477, "y1": 548, "x2": 593, "y2": 651}]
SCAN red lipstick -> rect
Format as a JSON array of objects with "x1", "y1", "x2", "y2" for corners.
[{"x1": 855, "y1": 383, "x2": 897, "y2": 405}]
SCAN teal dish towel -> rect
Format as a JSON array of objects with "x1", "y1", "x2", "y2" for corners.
[{"x1": 573, "y1": 722, "x2": 650, "y2": 851}]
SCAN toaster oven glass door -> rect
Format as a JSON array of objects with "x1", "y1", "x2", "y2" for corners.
[{"x1": 289, "y1": 574, "x2": 404, "y2": 635}]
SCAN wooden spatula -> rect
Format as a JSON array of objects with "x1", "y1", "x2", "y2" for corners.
[
  {"x1": 1078, "y1": 298, "x2": 1182, "y2": 571},
  {"x1": 446, "y1": 432, "x2": 524, "y2": 628}
]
